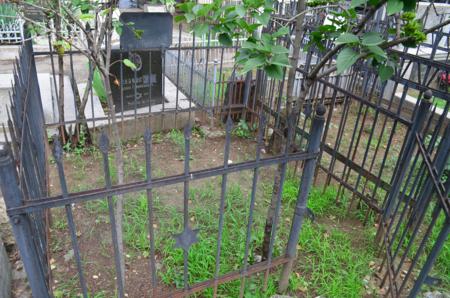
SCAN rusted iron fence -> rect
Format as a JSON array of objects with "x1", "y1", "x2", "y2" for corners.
[{"x1": 0, "y1": 3, "x2": 449, "y2": 297}]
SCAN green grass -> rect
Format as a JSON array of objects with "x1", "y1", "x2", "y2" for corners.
[
  {"x1": 168, "y1": 129, "x2": 186, "y2": 157},
  {"x1": 432, "y1": 97, "x2": 448, "y2": 110},
  {"x1": 118, "y1": 175, "x2": 376, "y2": 297},
  {"x1": 0, "y1": 3, "x2": 17, "y2": 25},
  {"x1": 432, "y1": 211, "x2": 450, "y2": 290},
  {"x1": 295, "y1": 221, "x2": 374, "y2": 297}
]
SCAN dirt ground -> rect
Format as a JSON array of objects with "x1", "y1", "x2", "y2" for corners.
[{"x1": 43, "y1": 117, "x2": 388, "y2": 298}]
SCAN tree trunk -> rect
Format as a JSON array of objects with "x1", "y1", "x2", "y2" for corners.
[
  {"x1": 69, "y1": 60, "x2": 94, "y2": 147},
  {"x1": 54, "y1": 0, "x2": 67, "y2": 143},
  {"x1": 261, "y1": 0, "x2": 307, "y2": 261},
  {"x1": 100, "y1": 7, "x2": 126, "y2": 285},
  {"x1": 57, "y1": 53, "x2": 66, "y2": 142},
  {"x1": 101, "y1": 66, "x2": 126, "y2": 286}
]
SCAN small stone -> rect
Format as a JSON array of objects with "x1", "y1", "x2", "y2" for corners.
[
  {"x1": 92, "y1": 275, "x2": 99, "y2": 279},
  {"x1": 228, "y1": 159, "x2": 233, "y2": 164},
  {"x1": 254, "y1": 255, "x2": 262, "y2": 262}
]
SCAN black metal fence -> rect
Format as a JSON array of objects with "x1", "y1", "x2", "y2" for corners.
[
  {"x1": 0, "y1": 44, "x2": 325, "y2": 295},
  {"x1": 0, "y1": 2, "x2": 449, "y2": 297},
  {"x1": 0, "y1": 39, "x2": 50, "y2": 293}
]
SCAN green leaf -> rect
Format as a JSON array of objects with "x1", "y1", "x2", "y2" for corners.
[
  {"x1": 272, "y1": 26, "x2": 289, "y2": 38},
  {"x1": 378, "y1": 65, "x2": 394, "y2": 81},
  {"x1": 218, "y1": 33, "x2": 233, "y2": 46},
  {"x1": 255, "y1": 12, "x2": 270, "y2": 26},
  {"x1": 367, "y1": 45, "x2": 387, "y2": 59},
  {"x1": 192, "y1": 4, "x2": 203, "y2": 15},
  {"x1": 92, "y1": 68, "x2": 107, "y2": 102},
  {"x1": 242, "y1": 41, "x2": 259, "y2": 50},
  {"x1": 350, "y1": 0, "x2": 366, "y2": 8},
  {"x1": 123, "y1": 58, "x2": 137, "y2": 70},
  {"x1": 194, "y1": 24, "x2": 209, "y2": 36},
  {"x1": 270, "y1": 45, "x2": 289, "y2": 54},
  {"x1": 335, "y1": 33, "x2": 359, "y2": 45},
  {"x1": 113, "y1": 22, "x2": 123, "y2": 36},
  {"x1": 387, "y1": 0, "x2": 403, "y2": 15},
  {"x1": 361, "y1": 32, "x2": 384, "y2": 46},
  {"x1": 264, "y1": 64, "x2": 284, "y2": 80},
  {"x1": 185, "y1": 12, "x2": 196, "y2": 23},
  {"x1": 240, "y1": 55, "x2": 266, "y2": 74},
  {"x1": 336, "y1": 48, "x2": 360, "y2": 74},
  {"x1": 318, "y1": 24, "x2": 336, "y2": 33},
  {"x1": 133, "y1": 29, "x2": 144, "y2": 40},
  {"x1": 235, "y1": 5, "x2": 246, "y2": 17},
  {"x1": 271, "y1": 54, "x2": 290, "y2": 67},
  {"x1": 79, "y1": 14, "x2": 94, "y2": 21},
  {"x1": 261, "y1": 33, "x2": 273, "y2": 46},
  {"x1": 174, "y1": 15, "x2": 186, "y2": 22}
]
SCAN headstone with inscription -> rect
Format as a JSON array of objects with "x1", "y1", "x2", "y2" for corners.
[
  {"x1": 110, "y1": 49, "x2": 164, "y2": 112},
  {"x1": 111, "y1": 5, "x2": 172, "y2": 112}
]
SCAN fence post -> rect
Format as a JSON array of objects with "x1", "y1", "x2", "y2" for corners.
[
  {"x1": 279, "y1": 104, "x2": 326, "y2": 291},
  {"x1": 0, "y1": 147, "x2": 50, "y2": 297},
  {"x1": 382, "y1": 90, "x2": 432, "y2": 221}
]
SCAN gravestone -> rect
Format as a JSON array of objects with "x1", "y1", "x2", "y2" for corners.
[
  {"x1": 110, "y1": 50, "x2": 164, "y2": 112},
  {"x1": 109, "y1": 10, "x2": 172, "y2": 112},
  {"x1": 22, "y1": 0, "x2": 45, "y2": 21}
]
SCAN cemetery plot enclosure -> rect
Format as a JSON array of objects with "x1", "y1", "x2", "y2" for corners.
[{"x1": 1, "y1": 3, "x2": 449, "y2": 298}]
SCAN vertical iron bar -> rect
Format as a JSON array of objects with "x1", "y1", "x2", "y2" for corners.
[
  {"x1": 382, "y1": 91, "x2": 432, "y2": 220},
  {"x1": 188, "y1": 32, "x2": 196, "y2": 121},
  {"x1": 99, "y1": 134, "x2": 125, "y2": 298},
  {"x1": 144, "y1": 129, "x2": 158, "y2": 296},
  {"x1": 52, "y1": 138, "x2": 88, "y2": 298},
  {"x1": 279, "y1": 105, "x2": 326, "y2": 291},
  {"x1": 212, "y1": 117, "x2": 233, "y2": 297},
  {"x1": 263, "y1": 112, "x2": 296, "y2": 290},
  {"x1": 408, "y1": 208, "x2": 449, "y2": 298},
  {"x1": 0, "y1": 148, "x2": 50, "y2": 297},
  {"x1": 211, "y1": 59, "x2": 218, "y2": 126},
  {"x1": 175, "y1": 24, "x2": 182, "y2": 125},
  {"x1": 202, "y1": 30, "x2": 211, "y2": 107},
  {"x1": 239, "y1": 115, "x2": 266, "y2": 298}
]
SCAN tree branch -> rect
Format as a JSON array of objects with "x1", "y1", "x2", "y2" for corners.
[
  {"x1": 306, "y1": 0, "x2": 388, "y2": 80},
  {"x1": 315, "y1": 18, "x2": 450, "y2": 80}
]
